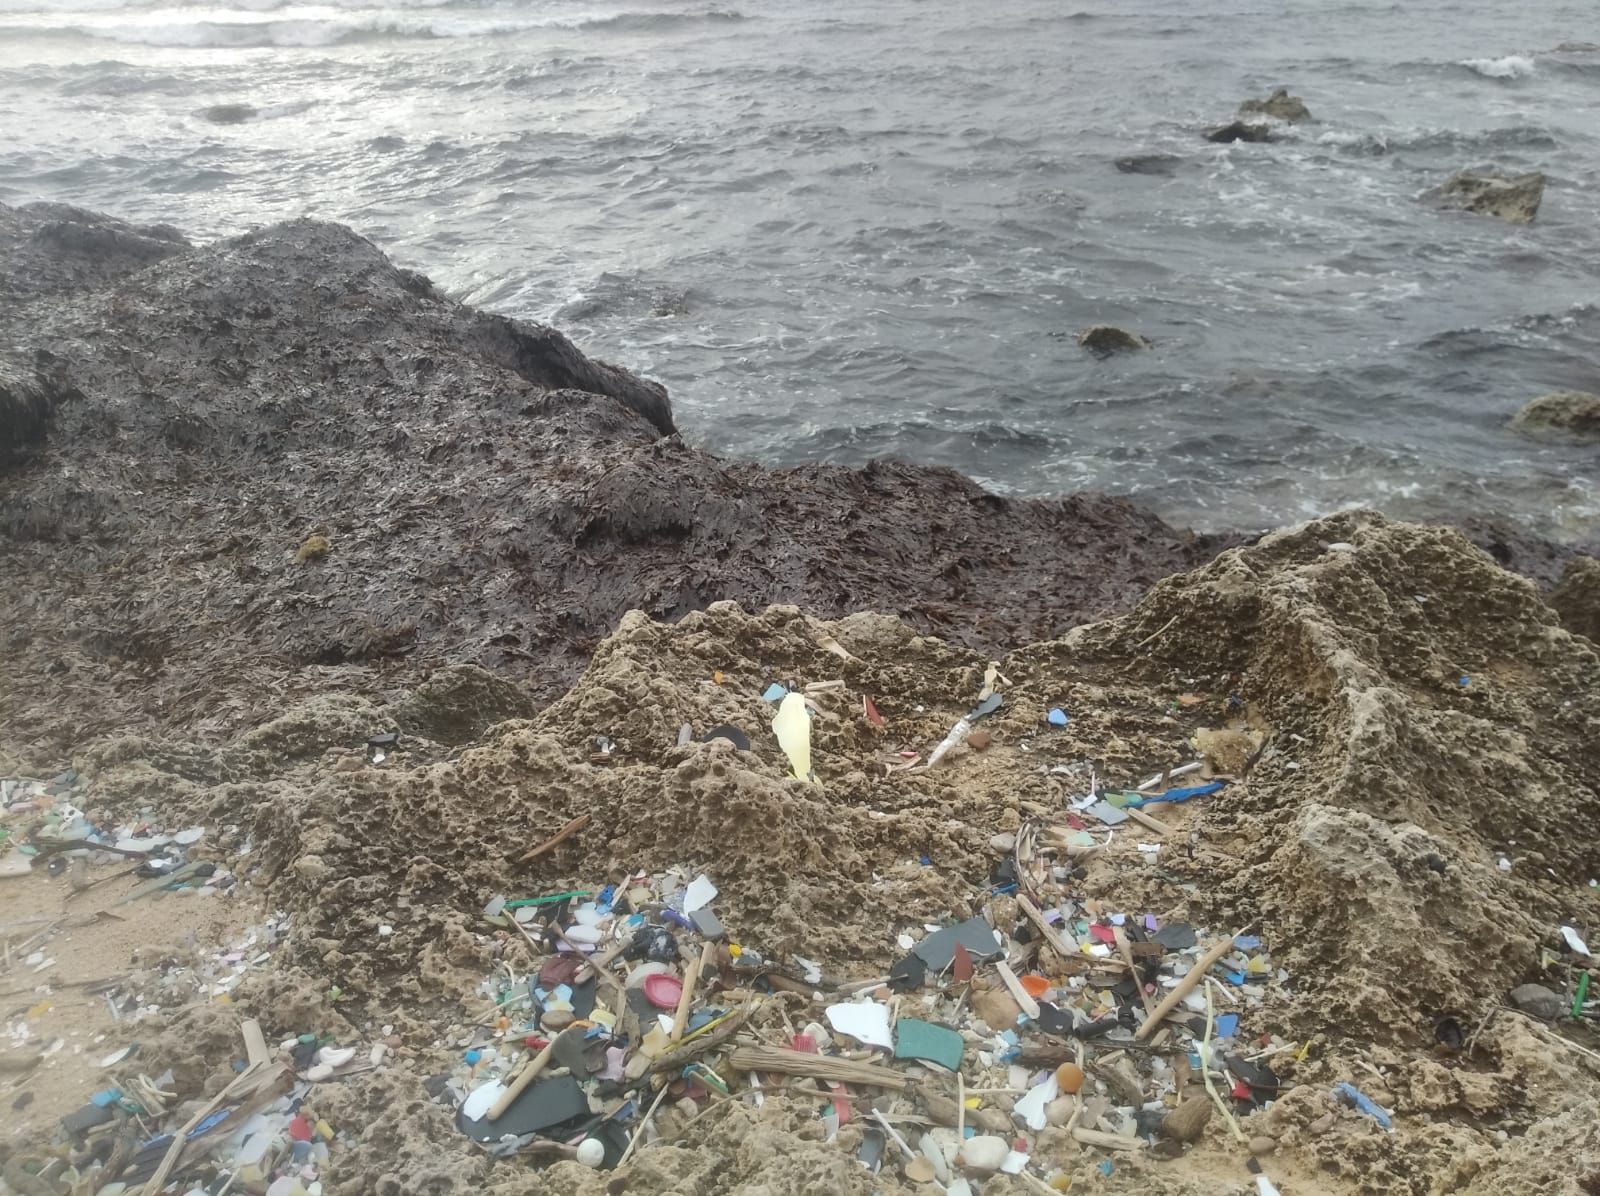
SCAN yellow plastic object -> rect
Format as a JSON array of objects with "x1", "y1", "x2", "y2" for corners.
[{"x1": 772, "y1": 692, "x2": 815, "y2": 783}]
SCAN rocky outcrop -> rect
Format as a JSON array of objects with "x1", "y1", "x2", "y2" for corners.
[
  {"x1": 1077, "y1": 324, "x2": 1151, "y2": 355},
  {"x1": 1204, "y1": 120, "x2": 1274, "y2": 144},
  {"x1": 1550, "y1": 556, "x2": 1600, "y2": 643},
  {"x1": 1238, "y1": 87, "x2": 1311, "y2": 123},
  {"x1": 0, "y1": 201, "x2": 188, "y2": 303},
  {"x1": 1426, "y1": 169, "x2": 1547, "y2": 224},
  {"x1": 0, "y1": 203, "x2": 1228, "y2": 753},
  {"x1": 1512, "y1": 390, "x2": 1600, "y2": 440}
]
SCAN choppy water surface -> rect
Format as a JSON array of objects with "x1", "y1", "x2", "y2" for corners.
[{"x1": 2, "y1": 0, "x2": 1598, "y2": 534}]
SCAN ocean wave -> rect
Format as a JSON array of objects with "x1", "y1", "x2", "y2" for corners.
[
  {"x1": 0, "y1": 7, "x2": 746, "y2": 48},
  {"x1": 1459, "y1": 54, "x2": 1537, "y2": 79}
]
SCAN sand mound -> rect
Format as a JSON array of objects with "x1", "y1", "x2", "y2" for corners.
[
  {"x1": 74, "y1": 513, "x2": 1598, "y2": 1035},
  {"x1": 14, "y1": 510, "x2": 1597, "y2": 1195}
]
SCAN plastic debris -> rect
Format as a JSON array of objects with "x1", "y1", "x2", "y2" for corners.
[
  {"x1": 772, "y1": 692, "x2": 816, "y2": 782},
  {"x1": 1334, "y1": 1081, "x2": 1394, "y2": 1129},
  {"x1": 826, "y1": 1000, "x2": 893, "y2": 1050}
]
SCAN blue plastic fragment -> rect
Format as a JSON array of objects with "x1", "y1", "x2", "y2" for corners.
[
  {"x1": 1334, "y1": 1081, "x2": 1393, "y2": 1129},
  {"x1": 1134, "y1": 781, "x2": 1226, "y2": 807},
  {"x1": 919, "y1": 854, "x2": 932, "y2": 866},
  {"x1": 90, "y1": 1089, "x2": 122, "y2": 1108},
  {"x1": 188, "y1": 1109, "x2": 233, "y2": 1137},
  {"x1": 1046, "y1": 708, "x2": 1069, "y2": 727},
  {"x1": 1225, "y1": 970, "x2": 1247, "y2": 985},
  {"x1": 761, "y1": 683, "x2": 788, "y2": 703},
  {"x1": 1098, "y1": 1160, "x2": 1114, "y2": 1177},
  {"x1": 1233, "y1": 934, "x2": 1263, "y2": 949},
  {"x1": 1216, "y1": 1013, "x2": 1240, "y2": 1038},
  {"x1": 464, "y1": 1049, "x2": 482, "y2": 1065},
  {"x1": 1458, "y1": 675, "x2": 1471, "y2": 687}
]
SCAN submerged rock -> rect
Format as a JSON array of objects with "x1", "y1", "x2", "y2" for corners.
[
  {"x1": 1238, "y1": 87, "x2": 1311, "y2": 123},
  {"x1": 1205, "y1": 120, "x2": 1274, "y2": 144},
  {"x1": 1426, "y1": 169, "x2": 1546, "y2": 224},
  {"x1": 1114, "y1": 153, "x2": 1182, "y2": 176},
  {"x1": 1078, "y1": 324, "x2": 1151, "y2": 355},
  {"x1": 1550, "y1": 556, "x2": 1600, "y2": 643},
  {"x1": 197, "y1": 103, "x2": 258, "y2": 124},
  {"x1": 1511, "y1": 390, "x2": 1600, "y2": 440}
]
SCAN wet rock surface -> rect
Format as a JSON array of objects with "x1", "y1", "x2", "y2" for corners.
[
  {"x1": 1426, "y1": 168, "x2": 1547, "y2": 224},
  {"x1": 0, "y1": 203, "x2": 1234, "y2": 754},
  {"x1": 1512, "y1": 389, "x2": 1600, "y2": 441},
  {"x1": 1238, "y1": 87, "x2": 1312, "y2": 123}
]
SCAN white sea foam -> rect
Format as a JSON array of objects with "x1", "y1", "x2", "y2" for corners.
[
  {"x1": 1459, "y1": 54, "x2": 1537, "y2": 79},
  {"x1": 0, "y1": 5, "x2": 742, "y2": 45}
]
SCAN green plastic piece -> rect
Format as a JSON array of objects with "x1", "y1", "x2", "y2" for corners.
[
  {"x1": 893, "y1": 1019, "x2": 964, "y2": 1071},
  {"x1": 1574, "y1": 971, "x2": 1591, "y2": 1019},
  {"x1": 504, "y1": 891, "x2": 592, "y2": 910}
]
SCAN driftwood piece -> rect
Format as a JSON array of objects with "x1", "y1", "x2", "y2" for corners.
[{"x1": 727, "y1": 1046, "x2": 908, "y2": 1090}]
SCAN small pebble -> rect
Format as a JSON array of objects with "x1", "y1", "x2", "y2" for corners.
[{"x1": 1249, "y1": 1135, "x2": 1277, "y2": 1156}]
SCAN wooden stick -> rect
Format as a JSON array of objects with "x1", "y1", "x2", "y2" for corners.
[
  {"x1": 671, "y1": 943, "x2": 715, "y2": 1042},
  {"x1": 650, "y1": 1009, "x2": 748, "y2": 1073},
  {"x1": 1125, "y1": 807, "x2": 1171, "y2": 836},
  {"x1": 140, "y1": 1062, "x2": 287, "y2": 1194},
  {"x1": 485, "y1": 1034, "x2": 560, "y2": 1121},
  {"x1": 1071, "y1": 1127, "x2": 1146, "y2": 1151},
  {"x1": 1016, "y1": 894, "x2": 1076, "y2": 961},
  {"x1": 1134, "y1": 937, "x2": 1237, "y2": 1041},
  {"x1": 1113, "y1": 929, "x2": 1156, "y2": 1018},
  {"x1": 995, "y1": 962, "x2": 1041, "y2": 1020},
  {"x1": 837, "y1": 974, "x2": 891, "y2": 995},
  {"x1": 618, "y1": 1081, "x2": 671, "y2": 1166},
  {"x1": 511, "y1": 814, "x2": 590, "y2": 864},
  {"x1": 726, "y1": 1046, "x2": 908, "y2": 1090},
  {"x1": 240, "y1": 1018, "x2": 272, "y2": 1069}
]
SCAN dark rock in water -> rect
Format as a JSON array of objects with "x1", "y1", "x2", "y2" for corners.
[
  {"x1": 1114, "y1": 153, "x2": 1182, "y2": 177},
  {"x1": 1425, "y1": 169, "x2": 1546, "y2": 224},
  {"x1": 198, "y1": 103, "x2": 258, "y2": 125},
  {"x1": 1078, "y1": 325, "x2": 1151, "y2": 355},
  {"x1": 1511, "y1": 390, "x2": 1600, "y2": 441},
  {"x1": 1238, "y1": 87, "x2": 1311, "y2": 123},
  {"x1": 1550, "y1": 556, "x2": 1600, "y2": 644},
  {"x1": 1205, "y1": 121, "x2": 1274, "y2": 144},
  {"x1": 0, "y1": 202, "x2": 1234, "y2": 747}
]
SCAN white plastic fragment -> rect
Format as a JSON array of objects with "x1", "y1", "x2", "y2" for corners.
[
  {"x1": 1012, "y1": 1074, "x2": 1059, "y2": 1130},
  {"x1": 684, "y1": 874, "x2": 718, "y2": 914},
  {"x1": 824, "y1": 1000, "x2": 893, "y2": 1050},
  {"x1": 1560, "y1": 925, "x2": 1592, "y2": 956}
]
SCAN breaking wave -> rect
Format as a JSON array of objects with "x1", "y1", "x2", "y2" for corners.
[
  {"x1": 0, "y1": 7, "x2": 745, "y2": 47},
  {"x1": 1458, "y1": 54, "x2": 1537, "y2": 79}
]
